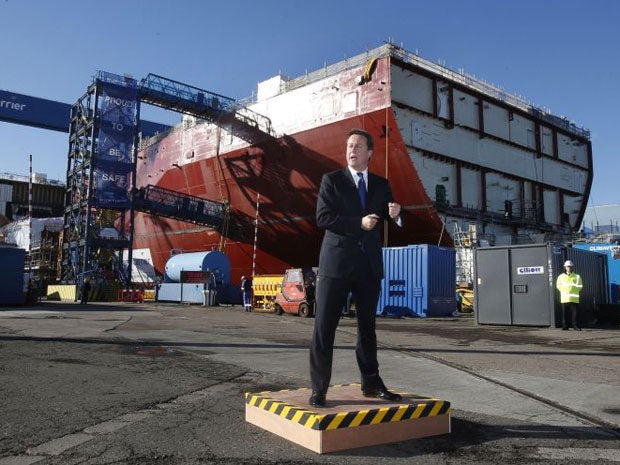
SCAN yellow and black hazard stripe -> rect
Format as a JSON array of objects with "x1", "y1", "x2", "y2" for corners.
[
  {"x1": 314, "y1": 400, "x2": 450, "y2": 430},
  {"x1": 245, "y1": 392, "x2": 320, "y2": 429},
  {"x1": 245, "y1": 388, "x2": 450, "y2": 431}
]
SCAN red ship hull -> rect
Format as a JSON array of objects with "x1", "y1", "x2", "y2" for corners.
[
  {"x1": 133, "y1": 108, "x2": 446, "y2": 284},
  {"x1": 133, "y1": 43, "x2": 592, "y2": 285}
]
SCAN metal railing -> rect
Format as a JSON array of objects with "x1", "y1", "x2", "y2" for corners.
[
  {"x1": 132, "y1": 184, "x2": 227, "y2": 230},
  {"x1": 138, "y1": 74, "x2": 275, "y2": 144}
]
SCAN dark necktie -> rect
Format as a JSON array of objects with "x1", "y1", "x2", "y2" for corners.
[{"x1": 357, "y1": 172, "x2": 366, "y2": 211}]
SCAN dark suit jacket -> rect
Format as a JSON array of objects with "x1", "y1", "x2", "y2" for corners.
[{"x1": 316, "y1": 167, "x2": 397, "y2": 281}]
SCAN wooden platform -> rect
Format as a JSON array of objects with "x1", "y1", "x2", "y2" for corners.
[{"x1": 245, "y1": 383, "x2": 451, "y2": 453}]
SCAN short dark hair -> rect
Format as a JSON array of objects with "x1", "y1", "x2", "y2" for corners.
[{"x1": 348, "y1": 128, "x2": 374, "y2": 151}]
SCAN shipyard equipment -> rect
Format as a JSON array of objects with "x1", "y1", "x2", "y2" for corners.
[
  {"x1": 58, "y1": 69, "x2": 275, "y2": 294},
  {"x1": 138, "y1": 74, "x2": 275, "y2": 144},
  {"x1": 474, "y1": 243, "x2": 607, "y2": 327},
  {"x1": 156, "y1": 250, "x2": 231, "y2": 304},
  {"x1": 251, "y1": 275, "x2": 285, "y2": 312},
  {"x1": 60, "y1": 71, "x2": 139, "y2": 292},
  {"x1": 378, "y1": 245, "x2": 456, "y2": 318},
  {"x1": 274, "y1": 268, "x2": 317, "y2": 318},
  {"x1": 133, "y1": 184, "x2": 228, "y2": 230}
]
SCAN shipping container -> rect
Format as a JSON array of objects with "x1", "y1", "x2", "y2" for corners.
[
  {"x1": 474, "y1": 243, "x2": 607, "y2": 327},
  {"x1": 378, "y1": 245, "x2": 456, "y2": 318},
  {"x1": 574, "y1": 243, "x2": 620, "y2": 304},
  {"x1": 0, "y1": 245, "x2": 26, "y2": 305},
  {"x1": 559, "y1": 246, "x2": 609, "y2": 325}
]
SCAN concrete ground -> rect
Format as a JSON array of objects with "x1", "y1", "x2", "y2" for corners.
[{"x1": 0, "y1": 300, "x2": 618, "y2": 464}]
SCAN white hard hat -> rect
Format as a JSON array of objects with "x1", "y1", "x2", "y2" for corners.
[{"x1": 563, "y1": 260, "x2": 574, "y2": 267}]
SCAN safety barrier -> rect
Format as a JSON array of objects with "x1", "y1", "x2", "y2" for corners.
[
  {"x1": 46, "y1": 284, "x2": 77, "y2": 301},
  {"x1": 117, "y1": 289, "x2": 145, "y2": 303}
]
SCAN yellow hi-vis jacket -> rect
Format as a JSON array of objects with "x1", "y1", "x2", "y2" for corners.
[{"x1": 556, "y1": 272, "x2": 583, "y2": 303}]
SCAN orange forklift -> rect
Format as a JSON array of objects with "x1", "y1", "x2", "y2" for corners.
[{"x1": 274, "y1": 268, "x2": 317, "y2": 318}]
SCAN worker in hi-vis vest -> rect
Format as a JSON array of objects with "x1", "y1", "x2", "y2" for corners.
[{"x1": 555, "y1": 260, "x2": 582, "y2": 330}]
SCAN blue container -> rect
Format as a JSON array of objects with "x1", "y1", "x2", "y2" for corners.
[
  {"x1": 0, "y1": 245, "x2": 26, "y2": 305},
  {"x1": 573, "y1": 243, "x2": 620, "y2": 304},
  {"x1": 378, "y1": 245, "x2": 456, "y2": 317},
  {"x1": 164, "y1": 250, "x2": 231, "y2": 286}
]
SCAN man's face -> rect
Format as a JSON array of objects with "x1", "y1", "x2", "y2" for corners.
[
  {"x1": 565, "y1": 266, "x2": 573, "y2": 273},
  {"x1": 346, "y1": 134, "x2": 372, "y2": 171}
]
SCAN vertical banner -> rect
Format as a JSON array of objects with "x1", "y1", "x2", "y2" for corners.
[
  {"x1": 93, "y1": 159, "x2": 132, "y2": 208},
  {"x1": 93, "y1": 73, "x2": 138, "y2": 208}
]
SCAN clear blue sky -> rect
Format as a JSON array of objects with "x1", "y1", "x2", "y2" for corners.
[{"x1": 1, "y1": 0, "x2": 618, "y2": 206}]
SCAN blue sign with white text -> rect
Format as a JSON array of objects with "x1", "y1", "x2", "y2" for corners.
[
  {"x1": 92, "y1": 159, "x2": 132, "y2": 208},
  {"x1": 98, "y1": 126, "x2": 134, "y2": 164},
  {"x1": 1, "y1": 88, "x2": 168, "y2": 136},
  {"x1": 0, "y1": 90, "x2": 70, "y2": 132},
  {"x1": 93, "y1": 74, "x2": 139, "y2": 209}
]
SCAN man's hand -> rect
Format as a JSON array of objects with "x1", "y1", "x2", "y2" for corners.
[
  {"x1": 361, "y1": 214, "x2": 380, "y2": 230},
  {"x1": 388, "y1": 202, "x2": 401, "y2": 219}
]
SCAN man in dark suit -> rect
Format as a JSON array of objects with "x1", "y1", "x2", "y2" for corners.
[{"x1": 309, "y1": 128, "x2": 403, "y2": 407}]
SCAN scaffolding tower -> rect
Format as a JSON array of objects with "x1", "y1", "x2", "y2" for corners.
[
  {"x1": 60, "y1": 70, "x2": 274, "y2": 293},
  {"x1": 60, "y1": 72, "x2": 140, "y2": 288},
  {"x1": 453, "y1": 222, "x2": 476, "y2": 286}
]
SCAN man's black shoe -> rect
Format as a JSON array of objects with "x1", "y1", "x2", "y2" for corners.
[
  {"x1": 309, "y1": 391, "x2": 326, "y2": 407},
  {"x1": 574, "y1": 327, "x2": 582, "y2": 331},
  {"x1": 362, "y1": 387, "x2": 402, "y2": 402}
]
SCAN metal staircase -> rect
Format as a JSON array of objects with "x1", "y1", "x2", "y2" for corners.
[
  {"x1": 133, "y1": 184, "x2": 228, "y2": 230},
  {"x1": 138, "y1": 74, "x2": 275, "y2": 144}
]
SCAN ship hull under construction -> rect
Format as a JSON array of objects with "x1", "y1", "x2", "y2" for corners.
[{"x1": 133, "y1": 44, "x2": 592, "y2": 283}]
